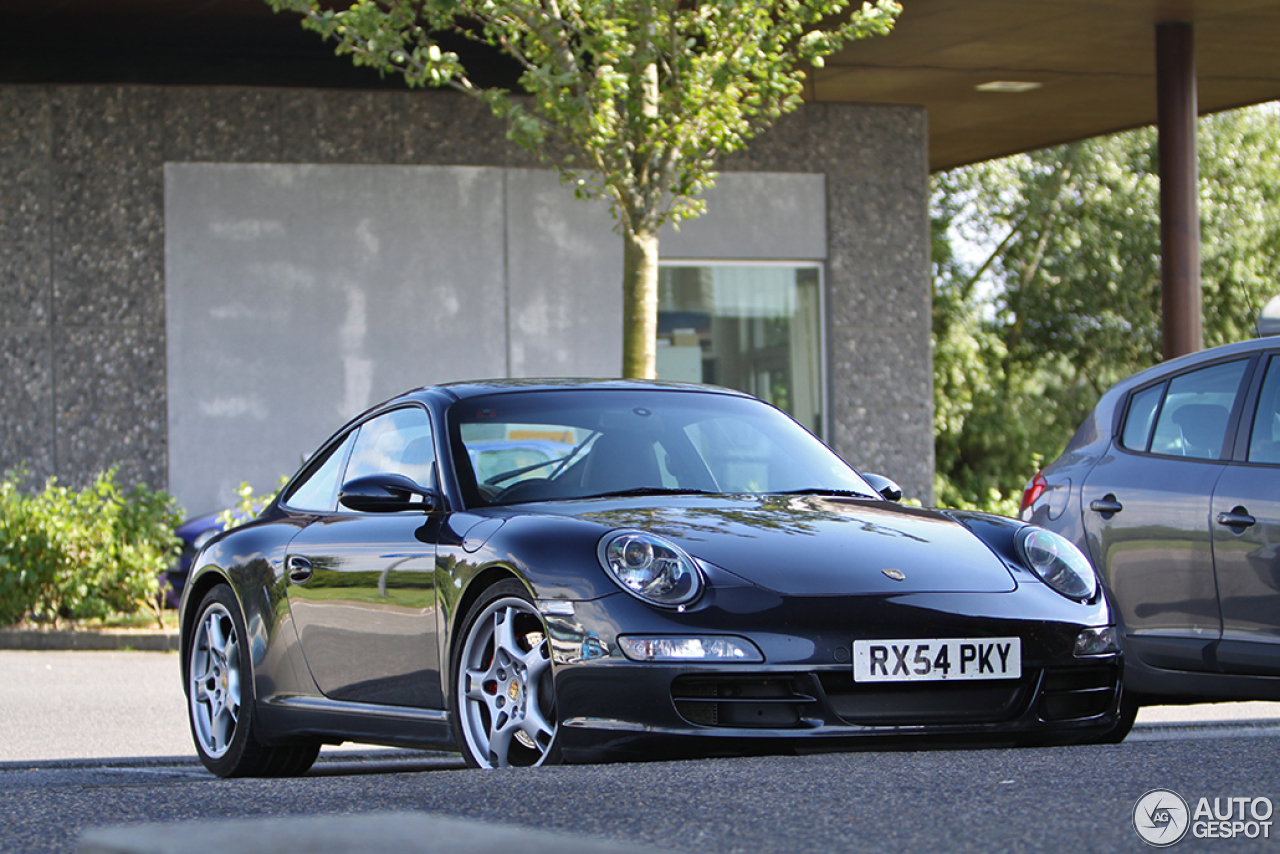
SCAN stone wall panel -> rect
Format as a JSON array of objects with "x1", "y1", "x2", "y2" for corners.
[
  {"x1": 54, "y1": 326, "x2": 166, "y2": 490},
  {"x1": 0, "y1": 83, "x2": 933, "y2": 504},
  {"x1": 0, "y1": 329, "x2": 55, "y2": 483},
  {"x1": 164, "y1": 88, "x2": 285, "y2": 163}
]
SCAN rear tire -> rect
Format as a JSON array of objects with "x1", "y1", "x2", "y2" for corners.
[{"x1": 186, "y1": 585, "x2": 319, "y2": 777}]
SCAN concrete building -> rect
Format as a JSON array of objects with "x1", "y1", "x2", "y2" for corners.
[{"x1": 2, "y1": 1, "x2": 1278, "y2": 516}]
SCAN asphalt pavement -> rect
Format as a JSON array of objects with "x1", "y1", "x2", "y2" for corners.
[{"x1": 4, "y1": 650, "x2": 1280, "y2": 853}]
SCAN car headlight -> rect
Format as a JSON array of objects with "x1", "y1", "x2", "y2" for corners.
[
  {"x1": 598, "y1": 531, "x2": 703, "y2": 607},
  {"x1": 1016, "y1": 527, "x2": 1098, "y2": 601}
]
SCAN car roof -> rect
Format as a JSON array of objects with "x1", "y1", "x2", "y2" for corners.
[
  {"x1": 398, "y1": 378, "x2": 754, "y2": 404},
  {"x1": 1073, "y1": 336, "x2": 1280, "y2": 451},
  {"x1": 1108, "y1": 336, "x2": 1278, "y2": 398}
]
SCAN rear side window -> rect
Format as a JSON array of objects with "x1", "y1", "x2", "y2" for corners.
[
  {"x1": 1130, "y1": 360, "x2": 1248, "y2": 460},
  {"x1": 1120, "y1": 384, "x2": 1164, "y2": 451}
]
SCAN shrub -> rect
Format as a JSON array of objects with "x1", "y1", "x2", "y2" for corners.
[{"x1": 0, "y1": 469, "x2": 183, "y2": 627}]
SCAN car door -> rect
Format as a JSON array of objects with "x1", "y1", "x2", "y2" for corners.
[
  {"x1": 1210, "y1": 352, "x2": 1280, "y2": 676},
  {"x1": 284, "y1": 406, "x2": 444, "y2": 708},
  {"x1": 1081, "y1": 357, "x2": 1253, "y2": 672}
]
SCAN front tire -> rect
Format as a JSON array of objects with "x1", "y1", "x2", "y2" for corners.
[
  {"x1": 453, "y1": 580, "x2": 561, "y2": 768},
  {"x1": 186, "y1": 585, "x2": 319, "y2": 777}
]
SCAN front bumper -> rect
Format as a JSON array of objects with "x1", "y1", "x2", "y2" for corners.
[{"x1": 544, "y1": 587, "x2": 1121, "y2": 759}]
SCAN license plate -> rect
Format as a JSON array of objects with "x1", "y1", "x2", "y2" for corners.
[{"x1": 852, "y1": 637, "x2": 1021, "y2": 682}]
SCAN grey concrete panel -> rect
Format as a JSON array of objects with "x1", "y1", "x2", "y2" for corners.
[
  {"x1": 165, "y1": 163, "x2": 508, "y2": 514},
  {"x1": 163, "y1": 88, "x2": 285, "y2": 163},
  {"x1": 505, "y1": 169, "x2": 623, "y2": 378},
  {"x1": 0, "y1": 241, "x2": 51, "y2": 328},
  {"x1": 53, "y1": 237, "x2": 165, "y2": 328},
  {"x1": 0, "y1": 329, "x2": 54, "y2": 483},
  {"x1": 50, "y1": 87, "x2": 166, "y2": 328},
  {"x1": 51, "y1": 87, "x2": 165, "y2": 246},
  {"x1": 828, "y1": 325, "x2": 935, "y2": 501},
  {"x1": 821, "y1": 104, "x2": 929, "y2": 184},
  {"x1": 0, "y1": 83, "x2": 934, "y2": 511},
  {"x1": 0, "y1": 87, "x2": 52, "y2": 246},
  {"x1": 827, "y1": 178, "x2": 931, "y2": 329},
  {"x1": 657, "y1": 173, "x2": 827, "y2": 261},
  {"x1": 54, "y1": 325, "x2": 167, "y2": 490},
  {"x1": 279, "y1": 90, "x2": 405, "y2": 164},
  {"x1": 722, "y1": 106, "x2": 829, "y2": 174},
  {"x1": 394, "y1": 90, "x2": 514, "y2": 167}
]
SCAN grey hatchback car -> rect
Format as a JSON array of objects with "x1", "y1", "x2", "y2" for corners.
[{"x1": 1022, "y1": 337, "x2": 1280, "y2": 734}]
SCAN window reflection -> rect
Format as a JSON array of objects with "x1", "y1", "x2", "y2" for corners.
[{"x1": 657, "y1": 264, "x2": 823, "y2": 437}]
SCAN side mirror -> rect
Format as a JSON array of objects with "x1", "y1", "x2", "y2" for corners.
[
  {"x1": 862, "y1": 473, "x2": 903, "y2": 503},
  {"x1": 339, "y1": 473, "x2": 439, "y2": 513}
]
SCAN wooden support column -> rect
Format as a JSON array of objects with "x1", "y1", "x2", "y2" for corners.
[{"x1": 1156, "y1": 21, "x2": 1202, "y2": 359}]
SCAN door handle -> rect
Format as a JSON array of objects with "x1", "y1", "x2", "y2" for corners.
[
  {"x1": 1089, "y1": 495, "x2": 1123, "y2": 516},
  {"x1": 1216, "y1": 508, "x2": 1257, "y2": 530},
  {"x1": 287, "y1": 555, "x2": 313, "y2": 584}
]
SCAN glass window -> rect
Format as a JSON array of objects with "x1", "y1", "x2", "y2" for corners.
[
  {"x1": 448, "y1": 389, "x2": 873, "y2": 508},
  {"x1": 284, "y1": 432, "x2": 356, "y2": 512},
  {"x1": 1121, "y1": 384, "x2": 1164, "y2": 451},
  {"x1": 1148, "y1": 360, "x2": 1247, "y2": 460},
  {"x1": 345, "y1": 407, "x2": 436, "y2": 487},
  {"x1": 657, "y1": 264, "x2": 823, "y2": 437},
  {"x1": 1248, "y1": 356, "x2": 1280, "y2": 464}
]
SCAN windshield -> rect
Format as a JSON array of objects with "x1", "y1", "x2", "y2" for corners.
[{"x1": 447, "y1": 389, "x2": 875, "y2": 507}]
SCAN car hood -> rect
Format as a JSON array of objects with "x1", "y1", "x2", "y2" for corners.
[{"x1": 534, "y1": 495, "x2": 1017, "y2": 597}]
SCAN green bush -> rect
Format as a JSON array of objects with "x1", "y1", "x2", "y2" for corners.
[
  {"x1": 0, "y1": 469, "x2": 183, "y2": 627},
  {"x1": 216, "y1": 476, "x2": 288, "y2": 532}
]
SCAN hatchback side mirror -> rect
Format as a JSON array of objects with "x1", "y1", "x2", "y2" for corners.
[
  {"x1": 339, "y1": 473, "x2": 439, "y2": 513},
  {"x1": 863, "y1": 473, "x2": 903, "y2": 503}
]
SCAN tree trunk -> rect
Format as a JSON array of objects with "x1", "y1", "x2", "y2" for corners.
[{"x1": 621, "y1": 226, "x2": 660, "y2": 379}]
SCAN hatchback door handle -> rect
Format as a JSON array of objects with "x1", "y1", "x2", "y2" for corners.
[
  {"x1": 1216, "y1": 509, "x2": 1257, "y2": 530},
  {"x1": 287, "y1": 555, "x2": 313, "y2": 584},
  {"x1": 1089, "y1": 496, "x2": 1123, "y2": 515}
]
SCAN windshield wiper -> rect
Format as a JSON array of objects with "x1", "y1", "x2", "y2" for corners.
[
  {"x1": 485, "y1": 431, "x2": 599, "y2": 486},
  {"x1": 485, "y1": 455, "x2": 573, "y2": 486},
  {"x1": 583, "y1": 487, "x2": 720, "y2": 499},
  {"x1": 767, "y1": 487, "x2": 878, "y2": 500}
]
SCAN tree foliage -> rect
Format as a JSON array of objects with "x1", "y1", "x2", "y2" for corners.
[
  {"x1": 268, "y1": 0, "x2": 899, "y2": 377},
  {"x1": 933, "y1": 104, "x2": 1280, "y2": 513}
]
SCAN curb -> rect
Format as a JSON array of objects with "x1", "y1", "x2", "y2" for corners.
[
  {"x1": 0, "y1": 629, "x2": 180, "y2": 652},
  {"x1": 78, "y1": 812, "x2": 681, "y2": 854}
]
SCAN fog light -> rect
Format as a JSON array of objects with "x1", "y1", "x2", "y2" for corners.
[
  {"x1": 618, "y1": 636, "x2": 764, "y2": 663},
  {"x1": 1074, "y1": 626, "x2": 1119, "y2": 656}
]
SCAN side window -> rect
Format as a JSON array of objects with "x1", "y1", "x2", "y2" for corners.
[
  {"x1": 1148, "y1": 360, "x2": 1248, "y2": 460},
  {"x1": 1248, "y1": 356, "x2": 1280, "y2": 464},
  {"x1": 345, "y1": 407, "x2": 436, "y2": 488},
  {"x1": 284, "y1": 432, "x2": 356, "y2": 512},
  {"x1": 1120, "y1": 384, "x2": 1164, "y2": 451}
]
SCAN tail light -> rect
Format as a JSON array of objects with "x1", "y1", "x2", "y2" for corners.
[{"x1": 1020, "y1": 471, "x2": 1047, "y2": 514}]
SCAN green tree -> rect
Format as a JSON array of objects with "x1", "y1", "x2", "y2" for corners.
[
  {"x1": 933, "y1": 104, "x2": 1280, "y2": 513},
  {"x1": 268, "y1": 0, "x2": 898, "y2": 377}
]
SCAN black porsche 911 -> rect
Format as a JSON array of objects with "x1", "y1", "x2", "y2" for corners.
[{"x1": 179, "y1": 380, "x2": 1122, "y2": 776}]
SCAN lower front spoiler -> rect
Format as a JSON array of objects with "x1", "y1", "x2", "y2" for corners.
[{"x1": 553, "y1": 658, "x2": 1123, "y2": 763}]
